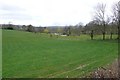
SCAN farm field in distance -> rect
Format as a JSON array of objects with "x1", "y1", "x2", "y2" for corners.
[{"x1": 2, "y1": 30, "x2": 118, "y2": 78}]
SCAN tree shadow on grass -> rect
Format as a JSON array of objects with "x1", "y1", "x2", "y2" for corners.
[{"x1": 91, "y1": 39, "x2": 118, "y2": 43}]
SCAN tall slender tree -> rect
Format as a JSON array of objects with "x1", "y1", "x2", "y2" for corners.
[
  {"x1": 93, "y1": 3, "x2": 106, "y2": 40},
  {"x1": 112, "y1": 1, "x2": 120, "y2": 39}
]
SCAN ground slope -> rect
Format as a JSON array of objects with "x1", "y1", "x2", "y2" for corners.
[{"x1": 2, "y1": 30, "x2": 118, "y2": 78}]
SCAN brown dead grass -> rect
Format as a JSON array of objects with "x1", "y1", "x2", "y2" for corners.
[{"x1": 86, "y1": 59, "x2": 119, "y2": 78}]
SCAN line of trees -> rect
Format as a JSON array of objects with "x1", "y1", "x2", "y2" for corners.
[
  {"x1": 51, "y1": 1, "x2": 120, "y2": 40},
  {"x1": 91, "y1": 1, "x2": 120, "y2": 40},
  {"x1": 2, "y1": 1, "x2": 119, "y2": 40}
]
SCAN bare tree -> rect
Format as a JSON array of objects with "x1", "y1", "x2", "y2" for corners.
[
  {"x1": 94, "y1": 3, "x2": 106, "y2": 40},
  {"x1": 112, "y1": 1, "x2": 120, "y2": 39},
  {"x1": 63, "y1": 26, "x2": 71, "y2": 36},
  {"x1": 75, "y1": 22, "x2": 84, "y2": 36}
]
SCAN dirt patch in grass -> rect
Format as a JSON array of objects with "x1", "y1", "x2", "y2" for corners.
[{"x1": 86, "y1": 59, "x2": 119, "y2": 78}]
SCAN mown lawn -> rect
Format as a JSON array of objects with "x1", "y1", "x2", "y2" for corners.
[
  {"x1": 0, "y1": 29, "x2": 2, "y2": 78},
  {"x1": 2, "y1": 30, "x2": 118, "y2": 78}
]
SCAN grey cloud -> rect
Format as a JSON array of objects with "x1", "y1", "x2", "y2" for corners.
[
  {"x1": 0, "y1": 12, "x2": 32, "y2": 20},
  {"x1": 0, "y1": 3, "x2": 32, "y2": 21},
  {"x1": 0, "y1": 3, "x2": 25, "y2": 12}
]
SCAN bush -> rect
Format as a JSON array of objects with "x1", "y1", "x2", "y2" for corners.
[{"x1": 4, "y1": 27, "x2": 14, "y2": 30}]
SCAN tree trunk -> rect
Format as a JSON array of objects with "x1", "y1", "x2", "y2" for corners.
[
  {"x1": 91, "y1": 30, "x2": 94, "y2": 40},
  {"x1": 118, "y1": 9, "x2": 120, "y2": 41},
  {"x1": 103, "y1": 32, "x2": 105, "y2": 40},
  {"x1": 110, "y1": 32, "x2": 113, "y2": 39},
  {"x1": 117, "y1": 11, "x2": 120, "y2": 40},
  {"x1": 117, "y1": 26, "x2": 119, "y2": 39},
  {"x1": 103, "y1": 21, "x2": 106, "y2": 40},
  {"x1": 68, "y1": 28, "x2": 71, "y2": 36}
]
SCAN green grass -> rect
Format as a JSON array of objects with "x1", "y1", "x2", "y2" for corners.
[
  {"x1": 0, "y1": 29, "x2": 2, "y2": 78},
  {"x1": 2, "y1": 30, "x2": 118, "y2": 78}
]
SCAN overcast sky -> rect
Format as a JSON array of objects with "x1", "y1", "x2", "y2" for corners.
[{"x1": 0, "y1": 0, "x2": 119, "y2": 26}]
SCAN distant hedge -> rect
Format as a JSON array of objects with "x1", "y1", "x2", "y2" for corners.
[{"x1": 3, "y1": 27, "x2": 14, "y2": 30}]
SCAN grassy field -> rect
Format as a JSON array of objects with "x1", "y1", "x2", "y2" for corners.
[
  {"x1": 2, "y1": 30, "x2": 118, "y2": 78},
  {"x1": 0, "y1": 29, "x2": 2, "y2": 78}
]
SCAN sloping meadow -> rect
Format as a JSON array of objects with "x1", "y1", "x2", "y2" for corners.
[{"x1": 2, "y1": 30, "x2": 118, "y2": 78}]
